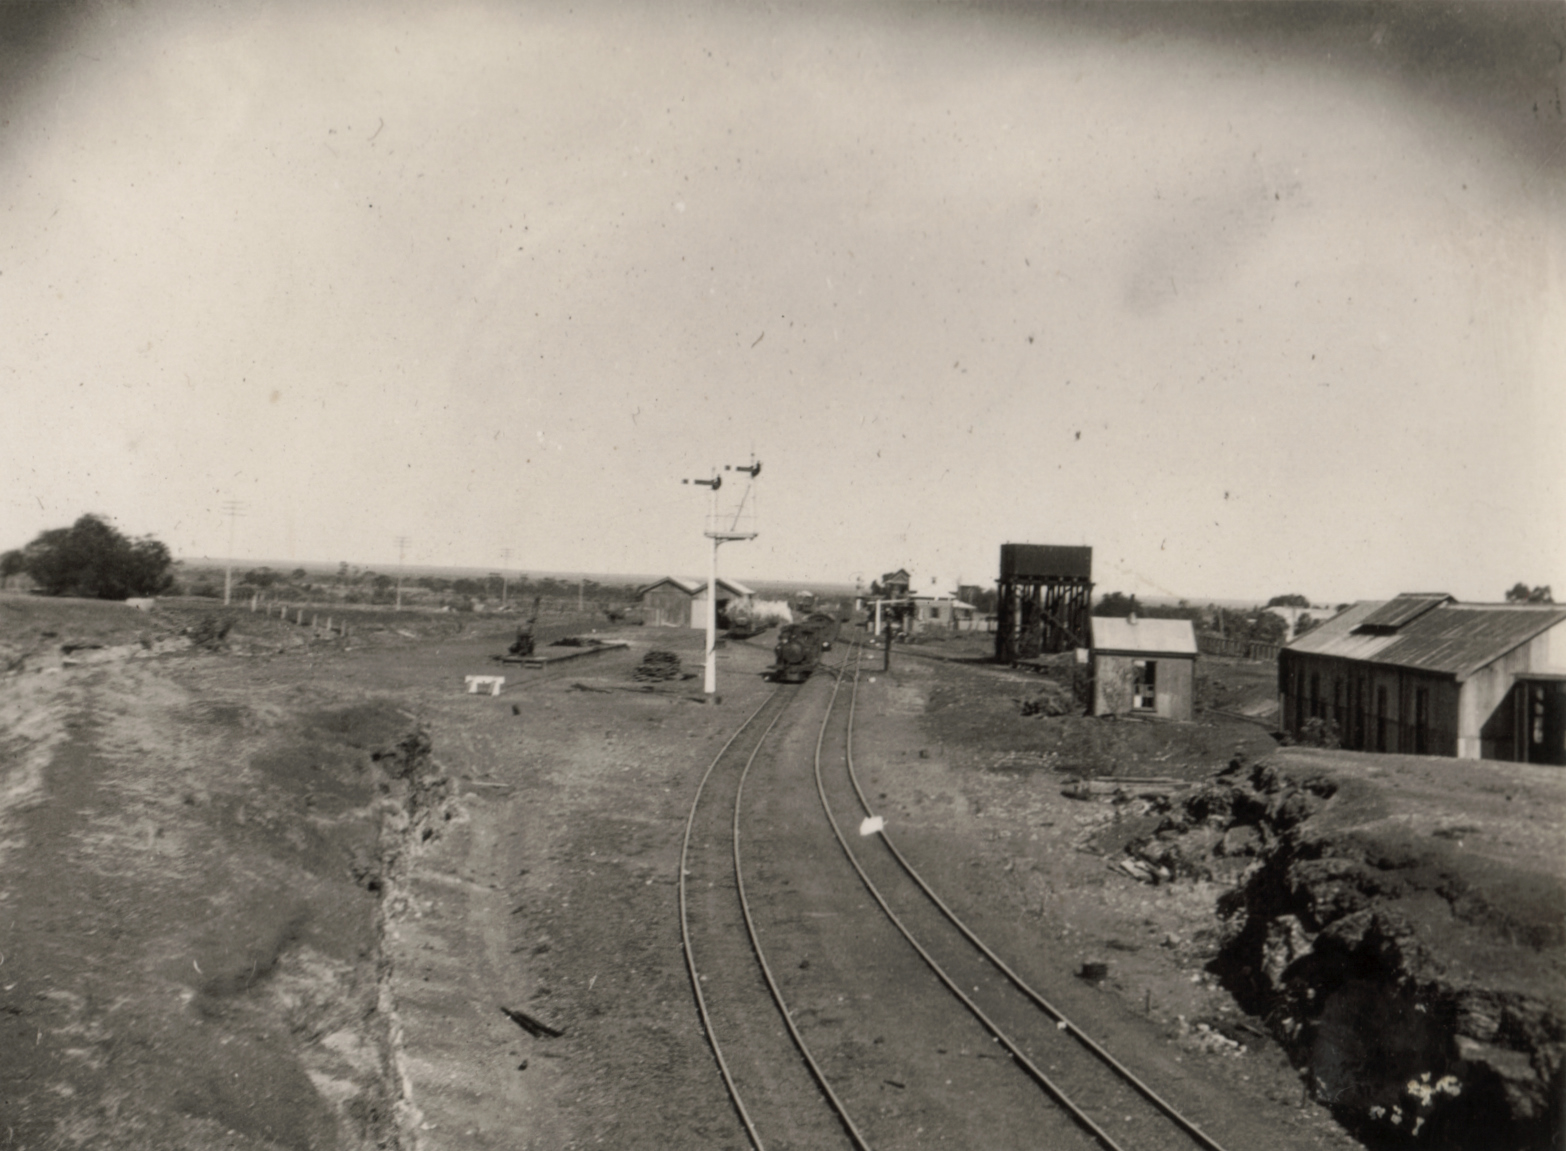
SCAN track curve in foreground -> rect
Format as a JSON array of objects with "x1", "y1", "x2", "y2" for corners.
[{"x1": 813, "y1": 643, "x2": 1232, "y2": 1151}]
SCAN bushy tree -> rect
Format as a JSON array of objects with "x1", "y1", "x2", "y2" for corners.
[
  {"x1": 1251, "y1": 609, "x2": 1289, "y2": 645},
  {"x1": 1267, "y1": 593, "x2": 1310, "y2": 608},
  {"x1": 1505, "y1": 583, "x2": 1554, "y2": 604},
  {"x1": 0, "y1": 549, "x2": 24, "y2": 589},
  {"x1": 1094, "y1": 591, "x2": 1140, "y2": 617},
  {"x1": 244, "y1": 566, "x2": 281, "y2": 589},
  {"x1": 21, "y1": 514, "x2": 174, "y2": 599}
]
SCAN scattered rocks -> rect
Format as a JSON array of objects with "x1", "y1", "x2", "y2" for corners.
[{"x1": 1109, "y1": 756, "x2": 1564, "y2": 1147}]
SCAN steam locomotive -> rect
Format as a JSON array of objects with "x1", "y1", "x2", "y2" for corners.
[{"x1": 770, "y1": 612, "x2": 841, "y2": 683}]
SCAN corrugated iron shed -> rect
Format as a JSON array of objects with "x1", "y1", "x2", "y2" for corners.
[
  {"x1": 1092, "y1": 616, "x2": 1197, "y2": 656},
  {"x1": 1288, "y1": 599, "x2": 1566, "y2": 681},
  {"x1": 1356, "y1": 593, "x2": 1453, "y2": 632}
]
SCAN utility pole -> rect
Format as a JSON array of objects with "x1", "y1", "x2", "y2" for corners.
[
  {"x1": 394, "y1": 536, "x2": 409, "y2": 611},
  {"x1": 221, "y1": 500, "x2": 246, "y2": 606},
  {"x1": 683, "y1": 458, "x2": 760, "y2": 697}
]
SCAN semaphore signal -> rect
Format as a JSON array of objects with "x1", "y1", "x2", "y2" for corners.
[{"x1": 683, "y1": 456, "x2": 761, "y2": 697}]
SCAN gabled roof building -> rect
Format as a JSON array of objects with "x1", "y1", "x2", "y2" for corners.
[
  {"x1": 637, "y1": 576, "x2": 755, "y2": 629},
  {"x1": 1092, "y1": 615, "x2": 1198, "y2": 721},
  {"x1": 1279, "y1": 594, "x2": 1566, "y2": 763}
]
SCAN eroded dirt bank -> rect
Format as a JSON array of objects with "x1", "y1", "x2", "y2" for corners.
[
  {"x1": 5, "y1": 606, "x2": 1561, "y2": 1151},
  {"x1": 0, "y1": 624, "x2": 459, "y2": 1149},
  {"x1": 1117, "y1": 751, "x2": 1565, "y2": 1148}
]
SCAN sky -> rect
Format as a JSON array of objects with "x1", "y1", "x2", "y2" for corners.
[{"x1": 2, "y1": 1, "x2": 1562, "y2": 605}]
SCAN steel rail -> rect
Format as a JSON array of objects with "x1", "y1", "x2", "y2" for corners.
[
  {"x1": 811, "y1": 644, "x2": 1133, "y2": 1151},
  {"x1": 837, "y1": 647, "x2": 1232, "y2": 1151},
  {"x1": 677, "y1": 687, "x2": 786, "y2": 1151},
  {"x1": 731, "y1": 680, "x2": 876, "y2": 1151},
  {"x1": 678, "y1": 679, "x2": 873, "y2": 1151}
]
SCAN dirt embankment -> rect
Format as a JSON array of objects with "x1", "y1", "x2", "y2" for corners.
[
  {"x1": 1117, "y1": 751, "x2": 1565, "y2": 1149},
  {"x1": 0, "y1": 648, "x2": 456, "y2": 1150}
]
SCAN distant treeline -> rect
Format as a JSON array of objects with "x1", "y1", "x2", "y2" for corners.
[
  {"x1": 1093, "y1": 591, "x2": 1301, "y2": 645},
  {"x1": 173, "y1": 562, "x2": 643, "y2": 615}
]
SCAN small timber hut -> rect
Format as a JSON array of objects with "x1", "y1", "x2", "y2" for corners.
[
  {"x1": 1092, "y1": 615, "x2": 1197, "y2": 720},
  {"x1": 1278, "y1": 594, "x2": 1566, "y2": 763},
  {"x1": 995, "y1": 543, "x2": 1092, "y2": 663}
]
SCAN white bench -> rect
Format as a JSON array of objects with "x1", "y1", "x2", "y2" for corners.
[{"x1": 464, "y1": 675, "x2": 506, "y2": 696}]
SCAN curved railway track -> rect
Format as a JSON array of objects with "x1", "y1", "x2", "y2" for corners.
[
  {"x1": 679, "y1": 642, "x2": 1259, "y2": 1150},
  {"x1": 678, "y1": 679, "x2": 871, "y2": 1150}
]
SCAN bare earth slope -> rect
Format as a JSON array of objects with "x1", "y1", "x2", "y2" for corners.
[{"x1": 3, "y1": 603, "x2": 1560, "y2": 1149}]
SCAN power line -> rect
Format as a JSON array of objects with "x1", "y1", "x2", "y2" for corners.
[
  {"x1": 221, "y1": 500, "x2": 247, "y2": 606},
  {"x1": 394, "y1": 535, "x2": 410, "y2": 611}
]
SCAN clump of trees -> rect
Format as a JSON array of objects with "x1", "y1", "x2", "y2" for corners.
[
  {"x1": 1266, "y1": 593, "x2": 1310, "y2": 608},
  {"x1": 14, "y1": 514, "x2": 174, "y2": 599},
  {"x1": 1505, "y1": 583, "x2": 1553, "y2": 604},
  {"x1": 1092, "y1": 591, "x2": 1289, "y2": 645}
]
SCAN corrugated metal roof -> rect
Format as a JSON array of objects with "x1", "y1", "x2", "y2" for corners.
[
  {"x1": 637, "y1": 576, "x2": 702, "y2": 596},
  {"x1": 1374, "y1": 607, "x2": 1566, "y2": 679},
  {"x1": 1092, "y1": 616, "x2": 1197, "y2": 656},
  {"x1": 638, "y1": 576, "x2": 755, "y2": 597},
  {"x1": 1355, "y1": 593, "x2": 1452, "y2": 631},
  {"x1": 1287, "y1": 601, "x2": 1399, "y2": 662},
  {"x1": 1287, "y1": 600, "x2": 1566, "y2": 681}
]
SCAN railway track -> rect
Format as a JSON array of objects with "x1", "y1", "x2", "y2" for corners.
[
  {"x1": 679, "y1": 642, "x2": 1265, "y2": 1150},
  {"x1": 678, "y1": 681, "x2": 871, "y2": 1150},
  {"x1": 815, "y1": 645, "x2": 1236, "y2": 1151}
]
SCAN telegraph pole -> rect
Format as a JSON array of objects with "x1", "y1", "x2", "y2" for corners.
[
  {"x1": 221, "y1": 500, "x2": 246, "y2": 606},
  {"x1": 394, "y1": 536, "x2": 409, "y2": 611},
  {"x1": 684, "y1": 458, "x2": 760, "y2": 697}
]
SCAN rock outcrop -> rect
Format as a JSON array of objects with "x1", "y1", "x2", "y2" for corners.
[{"x1": 1123, "y1": 759, "x2": 1564, "y2": 1149}]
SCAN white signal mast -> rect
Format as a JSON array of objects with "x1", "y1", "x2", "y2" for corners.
[{"x1": 683, "y1": 457, "x2": 761, "y2": 697}]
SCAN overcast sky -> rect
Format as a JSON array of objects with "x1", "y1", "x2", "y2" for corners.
[{"x1": 2, "y1": 1, "x2": 1561, "y2": 603}]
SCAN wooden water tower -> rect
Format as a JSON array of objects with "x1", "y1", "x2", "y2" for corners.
[{"x1": 995, "y1": 543, "x2": 1093, "y2": 662}]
